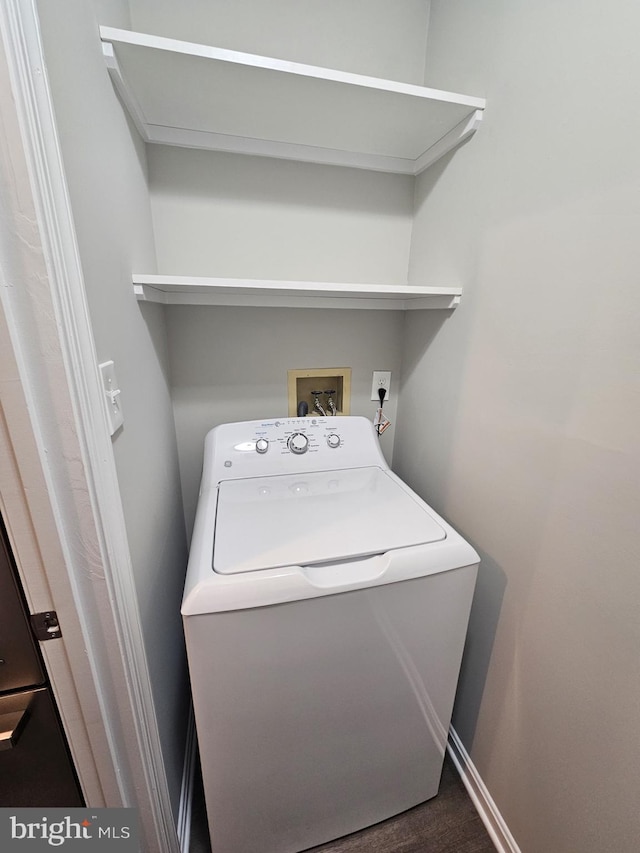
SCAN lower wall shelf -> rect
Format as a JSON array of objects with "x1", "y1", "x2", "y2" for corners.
[{"x1": 132, "y1": 275, "x2": 462, "y2": 311}]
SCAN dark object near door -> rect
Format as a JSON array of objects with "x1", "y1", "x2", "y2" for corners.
[{"x1": 0, "y1": 517, "x2": 83, "y2": 806}]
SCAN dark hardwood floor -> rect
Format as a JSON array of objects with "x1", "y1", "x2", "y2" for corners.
[{"x1": 189, "y1": 755, "x2": 495, "y2": 853}]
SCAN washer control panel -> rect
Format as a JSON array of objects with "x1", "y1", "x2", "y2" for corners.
[
  {"x1": 251, "y1": 418, "x2": 343, "y2": 459},
  {"x1": 206, "y1": 416, "x2": 387, "y2": 484}
]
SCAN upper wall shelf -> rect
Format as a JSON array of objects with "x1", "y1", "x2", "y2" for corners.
[
  {"x1": 133, "y1": 275, "x2": 462, "y2": 311},
  {"x1": 100, "y1": 27, "x2": 486, "y2": 175}
]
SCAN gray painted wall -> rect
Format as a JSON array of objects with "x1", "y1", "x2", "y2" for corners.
[
  {"x1": 33, "y1": 1, "x2": 640, "y2": 849},
  {"x1": 35, "y1": 0, "x2": 189, "y2": 820},
  {"x1": 148, "y1": 149, "x2": 410, "y2": 533},
  {"x1": 394, "y1": 2, "x2": 640, "y2": 851},
  {"x1": 143, "y1": 0, "x2": 426, "y2": 535},
  {"x1": 34, "y1": 0, "x2": 429, "y2": 821},
  {"x1": 148, "y1": 147, "x2": 414, "y2": 285},
  {"x1": 147, "y1": 148, "x2": 413, "y2": 534},
  {"x1": 167, "y1": 305, "x2": 404, "y2": 536},
  {"x1": 130, "y1": 0, "x2": 431, "y2": 83}
]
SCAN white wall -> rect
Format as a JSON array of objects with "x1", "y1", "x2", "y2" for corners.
[
  {"x1": 35, "y1": 0, "x2": 189, "y2": 820},
  {"x1": 167, "y1": 305, "x2": 404, "y2": 534},
  {"x1": 139, "y1": 0, "x2": 431, "y2": 533},
  {"x1": 148, "y1": 147, "x2": 413, "y2": 531},
  {"x1": 148, "y1": 147, "x2": 414, "y2": 285},
  {"x1": 394, "y1": 2, "x2": 640, "y2": 851},
  {"x1": 130, "y1": 0, "x2": 431, "y2": 83}
]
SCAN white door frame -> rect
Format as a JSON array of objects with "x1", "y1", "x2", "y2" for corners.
[{"x1": 0, "y1": 2, "x2": 179, "y2": 850}]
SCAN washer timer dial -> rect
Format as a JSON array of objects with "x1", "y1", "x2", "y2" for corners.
[{"x1": 288, "y1": 432, "x2": 309, "y2": 455}]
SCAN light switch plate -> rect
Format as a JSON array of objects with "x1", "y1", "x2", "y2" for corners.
[{"x1": 99, "y1": 360, "x2": 124, "y2": 435}]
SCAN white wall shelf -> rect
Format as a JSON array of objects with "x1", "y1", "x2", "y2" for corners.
[
  {"x1": 101, "y1": 27, "x2": 485, "y2": 175},
  {"x1": 133, "y1": 276, "x2": 462, "y2": 311}
]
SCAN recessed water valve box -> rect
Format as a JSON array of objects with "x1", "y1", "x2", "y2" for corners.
[{"x1": 287, "y1": 368, "x2": 351, "y2": 417}]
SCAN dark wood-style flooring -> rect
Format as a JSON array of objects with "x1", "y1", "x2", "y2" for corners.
[{"x1": 189, "y1": 754, "x2": 496, "y2": 853}]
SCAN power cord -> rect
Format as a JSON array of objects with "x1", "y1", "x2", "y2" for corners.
[{"x1": 375, "y1": 386, "x2": 391, "y2": 436}]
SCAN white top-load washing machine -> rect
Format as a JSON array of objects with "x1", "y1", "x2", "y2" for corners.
[{"x1": 182, "y1": 416, "x2": 479, "y2": 853}]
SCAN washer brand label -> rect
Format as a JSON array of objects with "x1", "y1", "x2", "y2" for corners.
[{"x1": 0, "y1": 809, "x2": 137, "y2": 850}]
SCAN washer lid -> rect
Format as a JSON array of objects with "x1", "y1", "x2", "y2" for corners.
[{"x1": 213, "y1": 466, "x2": 445, "y2": 575}]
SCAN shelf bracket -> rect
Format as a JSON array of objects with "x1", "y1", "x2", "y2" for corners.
[
  {"x1": 102, "y1": 40, "x2": 150, "y2": 143},
  {"x1": 414, "y1": 109, "x2": 483, "y2": 176}
]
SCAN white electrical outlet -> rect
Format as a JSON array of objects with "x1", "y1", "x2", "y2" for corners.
[{"x1": 371, "y1": 371, "x2": 391, "y2": 401}]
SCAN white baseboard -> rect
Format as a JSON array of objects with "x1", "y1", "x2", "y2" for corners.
[
  {"x1": 177, "y1": 707, "x2": 197, "y2": 853},
  {"x1": 447, "y1": 727, "x2": 522, "y2": 853}
]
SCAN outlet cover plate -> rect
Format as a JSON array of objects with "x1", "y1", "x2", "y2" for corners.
[{"x1": 371, "y1": 371, "x2": 391, "y2": 401}]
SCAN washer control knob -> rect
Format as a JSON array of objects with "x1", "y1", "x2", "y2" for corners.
[
  {"x1": 288, "y1": 432, "x2": 309, "y2": 454},
  {"x1": 255, "y1": 438, "x2": 269, "y2": 454},
  {"x1": 327, "y1": 433, "x2": 341, "y2": 448}
]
